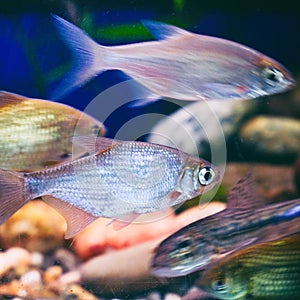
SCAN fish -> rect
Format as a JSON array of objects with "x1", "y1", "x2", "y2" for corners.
[
  {"x1": 49, "y1": 15, "x2": 295, "y2": 105},
  {"x1": 197, "y1": 233, "x2": 300, "y2": 300},
  {"x1": 151, "y1": 173, "x2": 300, "y2": 277},
  {"x1": 0, "y1": 136, "x2": 220, "y2": 239},
  {"x1": 0, "y1": 91, "x2": 105, "y2": 171}
]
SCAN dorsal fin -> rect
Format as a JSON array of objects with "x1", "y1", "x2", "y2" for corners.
[
  {"x1": 227, "y1": 172, "x2": 265, "y2": 209},
  {"x1": 72, "y1": 136, "x2": 123, "y2": 155},
  {"x1": 0, "y1": 91, "x2": 29, "y2": 106},
  {"x1": 142, "y1": 20, "x2": 191, "y2": 40}
]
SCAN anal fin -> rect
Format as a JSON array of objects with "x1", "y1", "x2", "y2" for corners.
[{"x1": 42, "y1": 195, "x2": 98, "y2": 239}]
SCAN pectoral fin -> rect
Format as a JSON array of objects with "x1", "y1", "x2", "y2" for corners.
[{"x1": 42, "y1": 195, "x2": 98, "y2": 239}]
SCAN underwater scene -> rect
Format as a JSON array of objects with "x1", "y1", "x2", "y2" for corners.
[{"x1": 0, "y1": 0, "x2": 300, "y2": 299}]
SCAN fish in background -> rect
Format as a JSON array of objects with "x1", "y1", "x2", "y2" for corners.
[
  {"x1": 151, "y1": 173, "x2": 300, "y2": 277},
  {"x1": 0, "y1": 136, "x2": 220, "y2": 239},
  {"x1": 197, "y1": 233, "x2": 300, "y2": 300},
  {"x1": 50, "y1": 15, "x2": 295, "y2": 105},
  {"x1": 0, "y1": 91, "x2": 105, "y2": 171}
]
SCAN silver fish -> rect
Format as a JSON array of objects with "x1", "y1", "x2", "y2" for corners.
[
  {"x1": 50, "y1": 15, "x2": 295, "y2": 104},
  {"x1": 151, "y1": 173, "x2": 300, "y2": 277},
  {"x1": 0, "y1": 136, "x2": 220, "y2": 238}
]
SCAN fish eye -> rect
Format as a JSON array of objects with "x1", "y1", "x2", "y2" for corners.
[
  {"x1": 212, "y1": 276, "x2": 228, "y2": 293},
  {"x1": 91, "y1": 124, "x2": 101, "y2": 135},
  {"x1": 198, "y1": 166, "x2": 215, "y2": 186},
  {"x1": 176, "y1": 238, "x2": 192, "y2": 249},
  {"x1": 263, "y1": 67, "x2": 284, "y2": 86}
]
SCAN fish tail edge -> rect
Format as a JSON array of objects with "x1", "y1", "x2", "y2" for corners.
[
  {"x1": 50, "y1": 14, "x2": 108, "y2": 99},
  {"x1": 0, "y1": 169, "x2": 27, "y2": 225}
]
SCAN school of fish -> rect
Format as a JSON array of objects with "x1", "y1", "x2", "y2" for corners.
[
  {"x1": 0, "y1": 136, "x2": 219, "y2": 238},
  {"x1": 0, "y1": 14, "x2": 298, "y2": 299},
  {"x1": 151, "y1": 174, "x2": 300, "y2": 277}
]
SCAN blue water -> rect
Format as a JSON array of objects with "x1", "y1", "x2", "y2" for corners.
[{"x1": 0, "y1": 5, "x2": 299, "y2": 138}]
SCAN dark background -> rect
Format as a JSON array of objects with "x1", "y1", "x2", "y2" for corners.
[{"x1": 1, "y1": 0, "x2": 299, "y2": 137}]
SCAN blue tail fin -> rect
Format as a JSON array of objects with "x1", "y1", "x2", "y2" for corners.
[{"x1": 50, "y1": 14, "x2": 107, "y2": 99}]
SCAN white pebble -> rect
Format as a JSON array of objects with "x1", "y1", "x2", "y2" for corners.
[
  {"x1": 0, "y1": 247, "x2": 30, "y2": 276},
  {"x1": 148, "y1": 292, "x2": 162, "y2": 300},
  {"x1": 164, "y1": 293, "x2": 181, "y2": 300},
  {"x1": 30, "y1": 251, "x2": 44, "y2": 268},
  {"x1": 20, "y1": 269, "x2": 42, "y2": 287}
]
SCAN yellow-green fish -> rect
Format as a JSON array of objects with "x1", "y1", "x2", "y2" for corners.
[
  {"x1": 0, "y1": 136, "x2": 220, "y2": 238},
  {"x1": 50, "y1": 15, "x2": 295, "y2": 105},
  {"x1": 197, "y1": 233, "x2": 300, "y2": 300},
  {"x1": 0, "y1": 91, "x2": 105, "y2": 171}
]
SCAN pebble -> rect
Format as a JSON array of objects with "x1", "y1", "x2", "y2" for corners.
[
  {"x1": 239, "y1": 116, "x2": 300, "y2": 161},
  {"x1": 0, "y1": 280, "x2": 26, "y2": 298},
  {"x1": 30, "y1": 251, "x2": 44, "y2": 268},
  {"x1": 63, "y1": 284, "x2": 99, "y2": 300},
  {"x1": 164, "y1": 293, "x2": 181, "y2": 300},
  {"x1": 54, "y1": 248, "x2": 79, "y2": 272},
  {"x1": 0, "y1": 200, "x2": 66, "y2": 253},
  {"x1": 147, "y1": 292, "x2": 162, "y2": 300},
  {"x1": 148, "y1": 99, "x2": 258, "y2": 157},
  {"x1": 0, "y1": 247, "x2": 30, "y2": 277},
  {"x1": 20, "y1": 269, "x2": 42, "y2": 289},
  {"x1": 182, "y1": 286, "x2": 215, "y2": 300},
  {"x1": 43, "y1": 265, "x2": 63, "y2": 285}
]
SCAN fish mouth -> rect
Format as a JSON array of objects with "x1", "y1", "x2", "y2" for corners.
[
  {"x1": 287, "y1": 76, "x2": 297, "y2": 88},
  {"x1": 151, "y1": 259, "x2": 207, "y2": 277},
  {"x1": 281, "y1": 65, "x2": 297, "y2": 88},
  {"x1": 151, "y1": 246, "x2": 209, "y2": 277}
]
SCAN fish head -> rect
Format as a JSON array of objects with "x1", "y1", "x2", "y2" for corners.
[
  {"x1": 249, "y1": 55, "x2": 296, "y2": 97},
  {"x1": 197, "y1": 261, "x2": 248, "y2": 300},
  {"x1": 151, "y1": 228, "x2": 220, "y2": 277},
  {"x1": 174, "y1": 159, "x2": 221, "y2": 204},
  {"x1": 73, "y1": 114, "x2": 106, "y2": 138}
]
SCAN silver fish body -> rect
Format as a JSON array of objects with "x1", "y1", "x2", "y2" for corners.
[
  {"x1": 151, "y1": 174, "x2": 300, "y2": 277},
  {"x1": 0, "y1": 137, "x2": 220, "y2": 238},
  {"x1": 50, "y1": 16, "x2": 295, "y2": 103}
]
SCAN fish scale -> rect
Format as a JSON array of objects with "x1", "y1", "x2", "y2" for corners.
[
  {"x1": 151, "y1": 174, "x2": 300, "y2": 277},
  {"x1": 198, "y1": 234, "x2": 300, "y2": 299},
  {"x1": 50, "y1": 15, "x2": 295, "y2": 104},
  {"x1": 0, "y1": 91, "x2": 105, "y2": 171},
  {"x1": 0, "y1": 137, "x2": 219, "y2": 238},
  {"x1": 178, "y1": 200, "x2": 300, "y2": 245}
]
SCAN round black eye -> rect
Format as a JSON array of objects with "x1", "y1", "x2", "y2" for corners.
[
  {"x1": 177, "y1": 238, "x2": 192, "y2": 249},
  {"x1": 212, "y1": 276, "x2": 227, "y2": 292},
  {"x1": 199, "y1": 166, "x2": 215, "y2": 186},
  {"x1": 91, "y1": 124, "x2": 100, "y2": 135},
  {"x1": 263, "y1": 67, "x2": 284, "y2": 86}
]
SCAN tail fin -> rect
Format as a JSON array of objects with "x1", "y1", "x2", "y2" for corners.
[
  {"x1": 0, "y1": 169, "x2": 26, "y2": 224},
  {"x1": 50, "y1": 14, "x2": 108, "y2": 100}
]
